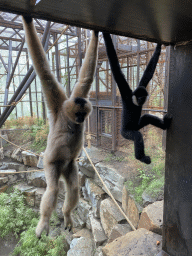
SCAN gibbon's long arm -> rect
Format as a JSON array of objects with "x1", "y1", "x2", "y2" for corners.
[
  {"x1": 103, "y1": 32, "x2": 132, "y2": 97},
  {"x1": 22, "y1": 16, "x2": 67, "y2": 113},
  {"x1": 71, "y1": 31, "x2": 99, "y2": 99},
  {"x1": 139, "y1": 44, "x2": 161, "y2": 88}
]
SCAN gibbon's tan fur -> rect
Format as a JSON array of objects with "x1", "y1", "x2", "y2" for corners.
[{"x1": 22, "y1": 16, "x2": 98, "y2": 237}]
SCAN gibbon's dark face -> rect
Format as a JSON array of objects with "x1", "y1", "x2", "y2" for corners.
[
  {"x1": 132, "y1": 86, "x2": 148, "y2": 106},
  {"x1": 64, "y1": 97, "x2": 92, "y2": 124}
]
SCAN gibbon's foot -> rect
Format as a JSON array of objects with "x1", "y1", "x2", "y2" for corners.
[
  {"x1": 163, "y1": 114, "x2": 172, "y2": 129},
  {"x1": 35, "y1": 218, "x2": 49, "y2": 238},
  {"x1": 64, "y1": 214, "x2": 73, "y2": 232},
  {"x1": 138, "y1": 155, "x2": 151, "y2": 164}
]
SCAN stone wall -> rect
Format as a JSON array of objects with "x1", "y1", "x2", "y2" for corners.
[{"x1": 0, "y1": 145, "x2": 164, "y2": 256}]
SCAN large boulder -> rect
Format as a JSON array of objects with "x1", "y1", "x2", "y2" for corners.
[
  {"x1": 102, "y1": 228, "x2": 162, "y2": 256},
  {"x1": 85, "y1": 178, "x2": 106, "y2": 218},
  {"x1": 26, "y1": 169, "x2": 46, "y2": 188},
  {"x1": 22, "y1": 151, "x2": 38, "y2": 167},
  {"x1": 138, "y1": 200, "x2": 163, "y2": 235},
  {"x1": 67, "y1": 237, "x2": 94, "y2": 256},
  {"x1": 122, "y1": 185, "x2": 142, "y2": 228},
  {"x1": 89, "y1": 212, "x2": 107, "y2": 246},
  {"x1": 100, "y1": 198, "x2": 125, "y2": 238},
  {"x1": 108, "y1": 224, "x2": 132, "y2": 243},
  {"x1": 94, "y1": 163, "x2": 126, "y2": 203}
]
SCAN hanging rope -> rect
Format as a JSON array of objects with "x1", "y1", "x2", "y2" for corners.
[
  {"x1": 83, "y1": 146, "x2": 136, "y2": 231},
  {"x1": 0, "y1": 134, "x2": 41, "y2": 157}
]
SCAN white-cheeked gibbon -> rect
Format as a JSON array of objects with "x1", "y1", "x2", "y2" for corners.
[{"x1": 22, "y1": 16, "x2": 98, "y2": 237}]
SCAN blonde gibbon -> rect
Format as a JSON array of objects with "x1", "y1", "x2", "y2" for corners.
[{"x1": 22, "y1": 16, "x2": 98, "y2": 237}]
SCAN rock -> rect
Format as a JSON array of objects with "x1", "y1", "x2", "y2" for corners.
[
  {"x1": 26, "y1": 169, "x2": 46, "y2": 188},
  {"x1": 138, "y1": 200, "x2": 163, "y2": 235},
  {"x1": 108, "y1": 224, "x2": 132, "y2": 243},
  {"x1": 102, "y1": 228, "x2": 162, "y2": 256},
  {"x1": 73, "y1": 228, "x2": 92, "y2": 240},
  {"x1": 71, "y1": 199, "x2": 91, "y2": 228},
  {"x1": 67, "y1": 237, "x2": 94, "y2": 256},
  {"x1": 56, "y1": 201, "x2": 64, "y2": 219},
  {"x1": 0, "y1": 185, "x2": 8, "y2": 193},
  {"x1": 0, "y1": 169, "x2": 19, "y2": 184},
  {"x1": 94, "y1": 246, "x2": 104, "y2": 256},
  {"x1": 4, "y1": 149, "x2": 12, "y2": 158},
  {"x1": 85, "y1": 178, "x2": 106, "y2": 218},
  {"x1": 78, "y1": 156, "x2": 95, "y2": 178},
  {"x1": 79, "y1": 171, "x2": 86, "y2": 187},
  {"x1": 14, "y1": 183, "x2": 37, "y2": 207},
  {"x1": 89, "y1": 212, "x2": 107, "y2": 246},
  {"x1": 100, "y1": 198, "x2": 125, "y2": 238},
  {"x1": 0, "y1": 134, "x2": 8, "y2": 146},
  {"x1": 22, "y1": 151, "x2": 38, "y2": 167},
  {"x1": 58, "y1": 179, "x2": 66, "y2": 200},
  {"x1": 0, "y1": 176, "x2": 8, "y2": 186},
  {"x1": 122, "y1": 185, "x2": 141, "y2": 228},
  {"x1": 0, "y1": 169, "x2": 16, "y2": 177},
  {"x1": 94, "y1": 163, "x2": 126, "y2": 203},
  {"x1": 11, "y1": 148, "x2": 23, "y2": 163},
  {"x1": 0, "y1": 163, "x2": 8, "y2": 170},
  {"x1": 77, "y1": 198, "x2": 91, "y2": 223},
  {"x1": 6, "y1": 162, "x2": 26, "y2": 173},
  {"x1": 37, "y1": 152, "x2": 44, "y2": 169},
  {"x1": 35, "y1": 187, "x2": 46, "y2": 207},
  {"x1": 0, "y1": 147, "x2": 4, "y2": 159}
]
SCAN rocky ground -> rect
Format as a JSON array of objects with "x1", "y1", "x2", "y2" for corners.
[{"x1": 0, "y1": 130, "x2": 165, "y2": 256}]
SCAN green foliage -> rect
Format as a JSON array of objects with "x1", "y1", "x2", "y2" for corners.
[
  {"x1": 0, "y1": 189, "x2": 38, "y2": 239},
  {"x1": 104, "y1": 153, "x2": 127, "y2": 162},
  {"x1": 0, "y1": 190, "x2": 67, "y2": 256},
  {"x1": 125, "y1": 153, "x2": 165, "y2": 205},
  {"x1": 12, "y1": 220, "x2": 67, "y2": 256}
]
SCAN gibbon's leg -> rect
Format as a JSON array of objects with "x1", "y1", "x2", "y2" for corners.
[
  {"x1": 138, "y1": 113, "x2": 172, "y2": 130},
  {"x1": 133, "y1": 131, "x2": 151, "y2": 164},
  {"x1": 36, "y1": 163, "x2": 60, "y2": 238},
  {"x1": 62, "y1": 160, "x2": 79, "y2": 231}
]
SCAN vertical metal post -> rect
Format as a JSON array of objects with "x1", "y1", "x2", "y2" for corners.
[
  {"x1": 4, "y1": 40, "x2": 12, "y2": 109},
  {"x1": 54, "y1": 33, "x2": 61, "y2": 82},
  {"x1": 26, "y1": 51, "x2": 33, "y2": 117},
  {"x1": 76, "y1": 27, "x2": 82, "y2": 79},
  {"x1": 136, "y1": 39, "x2": 140, "y2": 85},
  {"x1": 111, "y1": 34, "x2": 117, "y2": 152},
  {"x1": 163, "y1": 43, "x2": 192, "y2": 256},
  {"x1": 66, "y1": 34, "x2": 70, "y2": 97}
]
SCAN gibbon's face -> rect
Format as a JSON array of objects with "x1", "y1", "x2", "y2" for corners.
[
  {"x1": 132, "y1": 86, "x2": 148, "y2": 106},
  {"x1": 64, "y1": 97, "x2": 92, "y2": 124}
]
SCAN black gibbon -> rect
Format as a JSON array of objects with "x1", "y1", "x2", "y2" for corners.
[
  {"x1": 22, "y1": 16, "x2": 98, "y2": 237},
  {"x1": 103, "y1": 32, "x2": 172, "y2": 164}
]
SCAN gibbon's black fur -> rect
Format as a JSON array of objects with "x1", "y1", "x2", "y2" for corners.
[
  {"x1": 22, "y1": 16, "x2": 98, "y2": 237},
  {"x1": 103, "y1": 32, "x2": 172, "y2": 164}
]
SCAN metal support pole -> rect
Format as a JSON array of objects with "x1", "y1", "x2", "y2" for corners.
[
  {"x1": 54, "y1": 33, "x2": 61, "y2": 82},
  {"x1": 163, "y1": 43, "x2": 192, "y2": 256},
  {"x1": 111, "y1": 34, "x2": 117, "y2": 152},
  {"x1": 66, "y1": 34, "x2": 70, "y2": 97},
  {"x1": 4, "y1": 40, "x2": 12, "y2": 109}
]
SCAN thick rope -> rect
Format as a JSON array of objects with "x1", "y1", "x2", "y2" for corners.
[
  {"x1": 0, "y1": 169, "x2": 44, "y2": 175},
  {"x1": 83, "y1": 146, "x2": 136, "y2": 231},
  {"x1": 0, "y1": 134, "x2": 41, "y2": 157}
]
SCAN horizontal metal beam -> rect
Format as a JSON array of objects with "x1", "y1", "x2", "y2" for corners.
[{"x1": 0, "y1": 0, "x2": 192, "y2": 44}]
